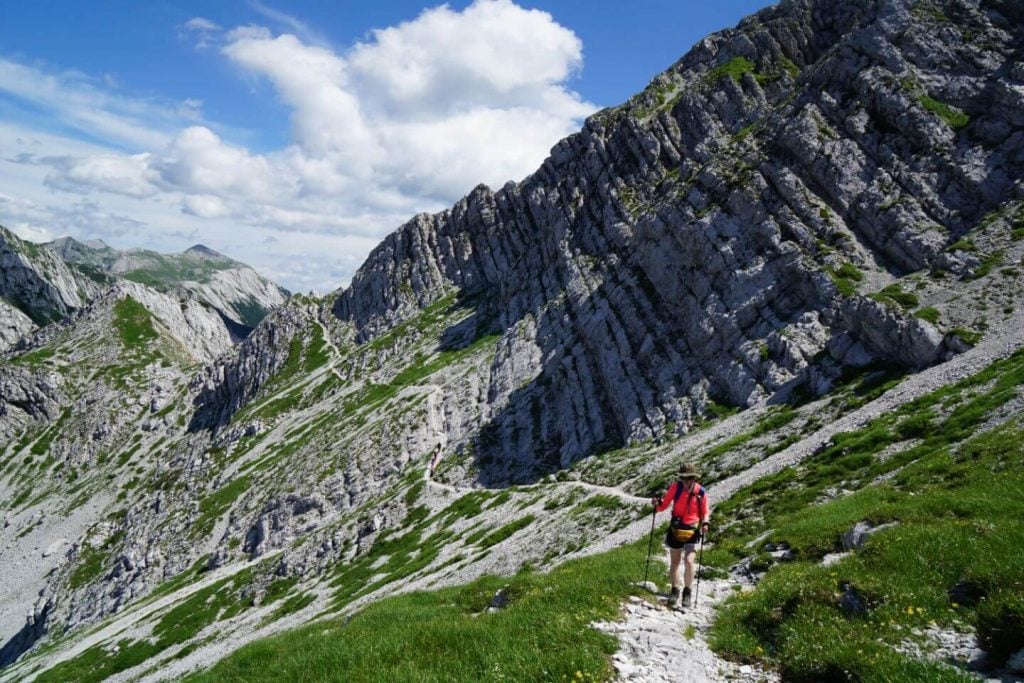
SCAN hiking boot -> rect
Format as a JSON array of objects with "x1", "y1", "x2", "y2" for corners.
[
  {"x1": 668, "y1": 586, "x2": 680, "y2": 607},
  {"x1": 681, "y1": 587, "x2": 692, "y2": 608}
]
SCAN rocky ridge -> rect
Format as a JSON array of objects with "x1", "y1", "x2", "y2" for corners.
[
  {"x1": 0, "y1": 226, "x2": 96, "y2": 335},
  {"x1": 325, "y1": 0, "x2": 1021, "y2": 481},
  {"x1": 1, "y1": 0, "x2": 1023, "y2": 680},
  {"x1": 47, "y1": 237, "x2": 289, "y2": 332}
]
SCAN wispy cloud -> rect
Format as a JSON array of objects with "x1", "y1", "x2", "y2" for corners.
[
  {"x1": 0, "y1": 59, "x2": 179, "y2": 150},
  {"x1": 180, "y1": 16, "x2": 223, "y2": 49},
  {"x1": 184, "y1": 17, "x2": 221, "y2": 32},
  {"x1": 248, "y1": 1, "x2": 326, "y2": 46}
]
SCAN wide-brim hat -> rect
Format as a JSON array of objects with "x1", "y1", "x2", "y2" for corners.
[{"x1": 677, "y1": 463, "x2": 699, "y2": 479}]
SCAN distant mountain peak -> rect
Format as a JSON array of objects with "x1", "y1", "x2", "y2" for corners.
[{"x1": 184, "y1": 244, "x2": 227, "y2": 260}]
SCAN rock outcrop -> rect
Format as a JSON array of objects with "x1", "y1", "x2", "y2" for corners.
[
  {"x1": 0, "y1": 301, "x2": 34, "y2": 351},
  {"x1": 0, "y1": 226, "x2": 94, "y2": 336}
]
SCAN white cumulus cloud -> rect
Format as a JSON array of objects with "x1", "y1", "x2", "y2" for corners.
[
  {"x1": 38, "y1": 153, "x2": 159, "y2": 198},
  {"x1": 1, "y1": 0, "x2": 597, "y2": 291}
]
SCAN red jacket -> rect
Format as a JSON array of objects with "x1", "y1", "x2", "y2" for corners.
[{"x1": 656, "y1": 481, "x2": 709, "y2": 525}]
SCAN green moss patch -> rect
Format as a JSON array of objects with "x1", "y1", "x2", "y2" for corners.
[
  {"x1": 192, "y1": 475, "x2": 251, "y2": 537},
  {"x1": 826, "y1": 262, "x2": 864, "y2": 297},
  {"x1": 707, "y1": 56, "x2": 757, "y2": 83},
  {"x1": 918, "y1": 94, "x2": 969, "y2": 130},
  {"x1": 475, "y1": 515, "x2": 536, "y2": 549},
  {"x1": 113, "y1": 297, "x2": 159, "y2": 349},
  {"x1": 870, "y1": 284, "x2": 919, "y2": 310}
]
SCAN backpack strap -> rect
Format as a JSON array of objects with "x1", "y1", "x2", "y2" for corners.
[{"x1": 671, "y1": 480, "x2": 685, "y2": 504}]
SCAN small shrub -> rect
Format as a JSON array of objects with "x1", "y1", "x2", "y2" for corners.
[
  {"x1": 871, "y1": 284, "x2": 919, "y2": 310},
  {"x1": 706, "y1": 56, "x2": 756, "y2": 83},
  {"x1": 827, "y1": 262, "x2": 864, "y2": 297}
]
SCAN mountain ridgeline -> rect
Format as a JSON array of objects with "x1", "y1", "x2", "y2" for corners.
[
  {"x1": 47, "y1": 238, "x2": 289, "y2": 332},
  {"x1": 0, "y1": 228, "x2": 288, "y2": 350},
  {"x1": 2, "y1": 0, "x2": 1023, "y2": 680},
  {"x1": 327, "y1": 0, "x2": 1020, "y2": 478}
]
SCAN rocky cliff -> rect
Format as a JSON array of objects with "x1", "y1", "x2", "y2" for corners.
[
  {"x1": 1, "y1": 0, "x2": 1023, "y2": 679},
  {"x1": 328, "y1": 0, "x2": 1020, "y2": 479},
  {"x1": 0, "y1": 227, "x2": 95, "y2": 333}
]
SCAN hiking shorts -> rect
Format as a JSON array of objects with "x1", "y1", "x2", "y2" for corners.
[{"x1": 665, "y1": 530, "x2": 701, "y2": 551}]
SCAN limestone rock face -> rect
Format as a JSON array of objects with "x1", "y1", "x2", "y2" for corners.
[
  {"x1": 0, "y1": 226, "x2": 95, "y2": 341},
  {"x1": 176, "y1": 267, "x2": 290, "y2": 331},
  {"x1": 328, "y1": 0, "x2": 1020, "y2": 475},
  {"x1": 0, "y1": 365, "x2": 65, "y2": 442},
  {"x1": 0, "y1": 300, "x2": 35, "y2": 351},
  {"x1": 106, "y1": 282, "x2": 236, "y2": 365},
  {"x1": 189, "y1": 301, "x2": 321, "y2": 429}
]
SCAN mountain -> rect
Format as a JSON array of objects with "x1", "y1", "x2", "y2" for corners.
[
  {"x1": 0, "y1": 226, "x2": 97, "y2": 331},
  {"x1": 328, "y1": 0, "x2": 1021, "y2": 480},
  {"x1": 0, "y1": 229, "x2": 288, "y2": 355},
  {"x1": 46, "y1": 238, "x2": 290, "y2": 332},
  {"x1": 2, "y1": 0, "x2": 1023, "y2": 680}
]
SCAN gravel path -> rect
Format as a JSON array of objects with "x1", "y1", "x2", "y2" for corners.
[
  {"x1": 586, "y1": 307, "x2": 1024, "y2": 682},
  {"x1": 312, "y1": 318, "x2": 347, "y2": 385},
  {"x1": 594, "y1": 580, "x2": 778, "y2": 683}
]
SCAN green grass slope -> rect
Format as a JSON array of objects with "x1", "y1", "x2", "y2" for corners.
[
  {"x1": 705, "y1": 350, "x2": 1024, "y2": 682},
  {"x1": 186, "y1": 543, "x2": 649, "y2": 683}
]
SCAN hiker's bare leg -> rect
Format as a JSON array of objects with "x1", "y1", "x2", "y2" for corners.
[
  {"x1": 683, "y1": 546, "x2": 696, "y2": 589},
  {"x1": 668, "y1": 548, "x2": 682, "y2": 589}
]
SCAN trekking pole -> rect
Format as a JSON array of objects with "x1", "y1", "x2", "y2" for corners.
[
  {"x1": 694, "y1": 534, "x2": 705, "y2": 606},
  {"x1": 642, "y1": 506, "x2": 657, "y2": 590}
]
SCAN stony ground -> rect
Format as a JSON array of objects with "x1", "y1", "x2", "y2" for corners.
[{"x1": 595, "y1": 572, "x2": 779, "y2": 683}]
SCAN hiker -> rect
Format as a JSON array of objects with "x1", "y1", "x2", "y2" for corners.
[{"x1": 651, "y1": 463, "x2": 710, "y2": 608}]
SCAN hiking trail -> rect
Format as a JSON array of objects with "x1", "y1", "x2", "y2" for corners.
[{"x1": 595, "y1": 576, "x2": 778, "y2": 682}]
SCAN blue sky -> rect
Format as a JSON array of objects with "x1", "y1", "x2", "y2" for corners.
[{"x1": 0, "y1": 0, "x2": 773, "y2": 291}]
